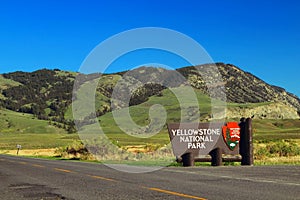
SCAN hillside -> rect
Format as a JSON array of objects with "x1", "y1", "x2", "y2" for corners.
[
  {"x1": 0, "y1": 63, "x2": 299, "y2": 130},
  {"x1": 178, "y1": 63, "x2": 300, "y2": 112},
  {"x1": 0, "y1": 64, "x2": 300, "y2": 152},
  {"x1": 0, "y1": 69, "x2": 77, "y2": 133},
  {"x1": 0, "y1": 109, "x2": 78, "y2": 150},
  {"x1": 179, "y1": 63, "x2": 300, "y2": 119}
]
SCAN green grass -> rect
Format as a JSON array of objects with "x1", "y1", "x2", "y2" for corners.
[
  {"x1": 227, "y1": 101, "x2": 273, "y2": 108},
  {"x1": 1, "y1": 84, "x2": 300, "y2": 166},
  {"x1": 0, "y1": 75, "x2": 21, "y2": 89},
  {"x1": 54, "y1": 70, "x2": 77, "y2": 82},
  {"x1": 65, "y1": 75, "x2": 114, "y2": 120},
  {"x1": 97, "y1": 88, "x2": 300, "y2": 147},
  {"x1": 0, "y1": 133, "x2": 79, "y2": 149},
  {"x1": 78, "y1": 121, "x2": 170, "y2": 147},
  {"x1": 253, "y1": 119, "x2": 300, "y2": 140},
  {"x1": 0, "y1": 109, "x2": 79, "y2": 150},
  {"x1": 0, "y1": 75, "x2": 21, "y2": 99},
  {"x1": 97, "y1": 87, "x2": 212, "y2": 146},
  {"x1": 0, "y1": 109, "x2": 65, "y2": 134}
]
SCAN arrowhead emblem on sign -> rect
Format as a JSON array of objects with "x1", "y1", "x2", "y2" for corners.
[{"x1": 222, "y1": 122, "x2": 240, "y2": 151}]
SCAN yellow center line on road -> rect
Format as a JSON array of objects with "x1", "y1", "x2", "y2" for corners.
[
  {"x1": 87, "y1": 175, "x2": 118, "y2": 182},
  {"x1": 146, "y1": 187, "x2": 207, "y2": 200},
  {"x1": 3, "y1": 158, "x2": 206, "y2": 199},
  {"x1": 53, "y1": 168, "x2": 74, "y2": 173},
  {"x1": 31, "y1": 164, "x2": 45, "y2": 168}
]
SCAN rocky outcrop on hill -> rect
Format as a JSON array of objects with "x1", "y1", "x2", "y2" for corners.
[
  {"x1": 178, "y1": 63, "x2": 300, "y2": 117},
  {"x1": 226, "y1": 103, "x2": 299, "y2": 119}
]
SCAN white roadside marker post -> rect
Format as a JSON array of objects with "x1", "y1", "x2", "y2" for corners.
[{"x1": 16, "y1": 144, "x2": 22, "y2": 155}]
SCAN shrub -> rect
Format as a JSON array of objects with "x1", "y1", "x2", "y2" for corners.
[
  {"x1": 254, "y1": 147, "x2": 271, "y2": 159},
  {"x1": 266, "y1": 140, "x2": 300, "y2": 157}
]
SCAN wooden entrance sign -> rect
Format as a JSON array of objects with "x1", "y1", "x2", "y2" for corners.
[{"x1": 167, "y1": 118, "x2": 253, "y2": 166}]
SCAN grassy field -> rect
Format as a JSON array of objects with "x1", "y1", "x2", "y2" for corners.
[
  {"x1": 252, "y1": 119, "x2": 300, "y2": 140},
  {"x1": 0, "y1": 109, "x2": 65, "y2": 134},
  {"x1": 0, "y1": 133, "x2": 79, "y2": 150},
  {"x1": 98, "y1": 87, "x2": 213, "y2": 146},
  {"x1": 0, "y1": 109, "x2": 79, "y2": 150},
  {"x1": 99, "y1": 88, "x2": 300, "y2": 146},
  {"x1": 1, "y1": 87, "x2": 300, "y2": 165}
]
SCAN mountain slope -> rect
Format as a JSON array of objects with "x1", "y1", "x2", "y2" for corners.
[
  {"x1": 0, "y1": 63, "x2": 299, "y2": 124},
  {"x1": 178, "y1": 63, "x2": 300, "y2": 112},
  {"x1": 0, "y1": 69, "x2": 77, "y2": 132}
]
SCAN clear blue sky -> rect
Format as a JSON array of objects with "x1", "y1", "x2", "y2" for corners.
[{"x1": 0, "y1": 0, "x2": 299, "y2": 97}]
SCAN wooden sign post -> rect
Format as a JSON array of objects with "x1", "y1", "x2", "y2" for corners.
[
  {"x1": 239, "y1": 118, "x2": 254, "y2": 165},
  {"x1": 168, "y1": 118, "x2": 253, "y2": 166}
]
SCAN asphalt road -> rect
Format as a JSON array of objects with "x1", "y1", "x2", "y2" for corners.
[{"x1": 0, "y1": 154, "x2": 299, "y2": 200}]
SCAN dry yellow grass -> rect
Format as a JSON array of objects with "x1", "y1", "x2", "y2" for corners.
[
  {"x1": 1, "y1": 145, "x2": 299, "y2": 166},
  {"x1": 255, "y1": 155, "x2": 300, "y2": 165},
  {"x1": 124, "y1": 145, "x2": 148, "y2": 153},
  {"x1": 0, "y1": 148, "x2": 58, "y2": 157}
]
